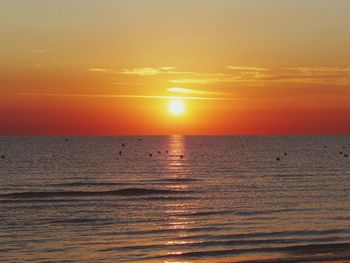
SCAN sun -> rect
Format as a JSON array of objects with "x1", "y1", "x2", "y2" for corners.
[{"x1": 168, "y1": 99, "x2": 185, "y2": 116}]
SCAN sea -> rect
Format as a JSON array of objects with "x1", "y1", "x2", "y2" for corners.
[{"x1": 0, "y1": 135, "x2": 350, "y2": 262}]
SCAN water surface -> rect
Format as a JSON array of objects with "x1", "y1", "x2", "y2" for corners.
[{"x1": 1, "y1": 136, "x2": 350, "y2": 262}]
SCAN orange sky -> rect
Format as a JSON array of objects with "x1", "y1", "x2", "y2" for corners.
[{"x1": 1, "y1": 0, "x2": 350, "y2": 135}]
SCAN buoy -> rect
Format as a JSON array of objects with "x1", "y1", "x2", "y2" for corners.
[
  {"x1": 149, "y1": 153, "x2": 152, "y2": 157},
  {"x1": 276, "y1": 157, "x2": 280, "y2": 161},
  {"x1": 1, "y1": 155, "x2": 5, "y2": 159}
]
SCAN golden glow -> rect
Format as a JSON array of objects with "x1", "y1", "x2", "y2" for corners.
[
  {"x1": 1, "y1": 1, "x2": 350, "y2": 135},
  {"x1": 168, "y1": 100, "x2": 185, "y2": 116}
]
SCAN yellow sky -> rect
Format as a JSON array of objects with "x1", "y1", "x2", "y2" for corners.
[{"x1": 1, "y1": 0, "x2": 350, "y2": 134}]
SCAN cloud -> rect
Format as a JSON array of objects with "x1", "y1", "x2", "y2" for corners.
[
  {"x1": 169, "y1": 78, "x2": 218, "y2": 84},
  {"x1": 120, "y1": 67, "x2": 160, "y2": 76},
  {"x1": 226, "y1": 66, "x2": 268, "y2": 71},
  {"x1": 169, "y1": 66, "x2": 350, "y2": 85},
  {"x1": 119, "y1": 67, "x2": 176, "y2": 76},
  {"x1": 119, "y1": 67, "x2": 195, "y2": 76},
  {"x1": 258, "y1": 67, "x2": 350, "y2": 85},
  {"x1": 16, "y1": 92, "x2": 237, "y2": 101},
  {"x1": 17, "y1": 92, "x2": 296, "y2": 103},
  {"x1": 109, "y1": 82, "x2": 144, "y2": 86},
  {"x1": 159, "y1": 67, "x2": 177, "y2": 71},
  {"x1": 89, "y1": 68, "x2": 109, "y2": 72},
  {"x1": 169, "y1": 77, "x2": 260, "y2": 84},
  {"x1": 167, "y1": 87, "x2": 228, "y2": 95},
  {"x1": 287, "y1": 67, "x2": 350, "y2": 73},
  {"x1": 113, "y1": 65, "x2": 350, "y2": 86}
]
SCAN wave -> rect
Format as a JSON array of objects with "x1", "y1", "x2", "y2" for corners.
[
  {"x1": 0, "y1": 188, "x2": 192, "y2": 199},
  {"x1": 150, "y1": 242, "x2": 350, "y2": 260},
  {"x1": 151, "y1": 178, "x2": 199, "y2": 182},
  {"x1": 51, "y1": 182, "x2": 129, "y2": 187},
  {"x1": 134, "y1": 196, "x2": 197, "y2": 201},
  {"x1": 168, "y1": 210, "x2": 233, "y2": 217},
  {"x1": 49, "y1": 218, "x2": 112, "y2": 225},
  {"x1": 206, "y1": 228, "x2": 350, "y2": 241},
  {"x1": 161, "y1": 208, "x2": 309, "y2": 218},
  {"x1": 99, "y1": 236, "x2": 348, "y2": 254}
]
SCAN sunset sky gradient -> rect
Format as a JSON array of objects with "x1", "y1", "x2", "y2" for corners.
[{"x1": 1, "y1": 0, "x2": 350, "y2": 135}]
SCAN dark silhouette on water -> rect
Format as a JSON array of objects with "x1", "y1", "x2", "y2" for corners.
[
  {"x1": 149, "y1": 153, "x2": 153, "y2": 157},
  {"x1": 121, "y1": 143, "x2": 125, "y2": 147},
  {"x1": 119, "y1": 151, "x2": 122, "y2": 155},
  {"x1": 1, "y1": 155, "x2": 5, "y2": 159},
  {"x1": 276, "y1": 157, "x2": 280, "y2": 161}
]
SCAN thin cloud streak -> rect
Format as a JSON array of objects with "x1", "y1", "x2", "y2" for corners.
[
  {"x1": 16, "y1": 92, "x2": 301, "y2": 102},
  {"x1": 167, "y1": 87, "x2": 228, "y2": 95},
  {"x1": 109, "y1": 82, "x2": 144, "y2": 86},
  {"x1": 226, "y1": 66, "x2": 268, "y2": 71},
  {"x1": 169, "y1": 66, "x2": 350, "y2": 85},
  {"x1": 288, "y1": 67, "x2": 350, "y2": 73},
  {"x1": 94, "y1": 65, "x2": 349, "y2": 85},
  {"x1": 89, "y1": 68, "x2": 109, "y2": 72},
  {"x1": 119, "y1": 67, "x2": 195, "y2": 76},
  {"x1": 16, "y1": 92, "x2": 239, "y2": 101}
]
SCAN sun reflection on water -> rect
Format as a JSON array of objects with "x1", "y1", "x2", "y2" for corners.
[
  {"x1": 160, "y1": 135, "x2": 200, "y2": 261},
  {"x1": 166, "y1": 135, "x2": 187, "y2": 177}
]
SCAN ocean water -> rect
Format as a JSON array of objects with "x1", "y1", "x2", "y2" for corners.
[{"x1": 0, "y1": 135, "x2": 350, "y2": 262}]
